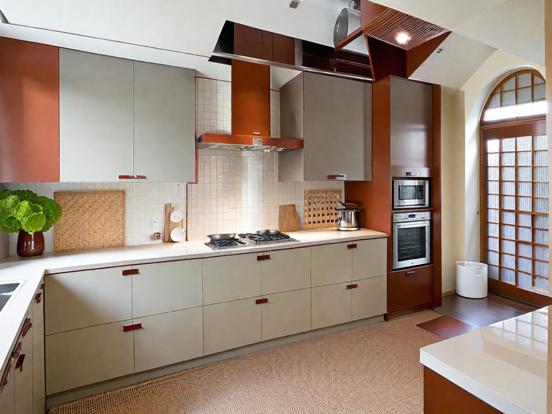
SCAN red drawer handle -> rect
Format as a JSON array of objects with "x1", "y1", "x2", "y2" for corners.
[
  {"x1": 257, "y1": 255, "x2": 271, "y2": 261},
  {"x1": 0, "y1": 360, "x2": 11, "y2": 391},
  {"x1": 347, "y1": 243, "x2": 358, "y2": 249},
  {"x1": 255, "y1": 298, "x2": 268, "y2": 305},
  {"x1": 346, "y1": 283, "x2": 358, "y2": 289},
  {"x1": 122, "y1": 323, "x2": 143, "y2": 332},
  {"x1": 405, "y1": 271, "x2": 416, "y2": 277},
  {"x1": 122, "y1": 269, "x2": 140, "y2": 276},
  {"x1": 35, "y1": 292, "x2": 42, "y2": 304},
  {"x1": 118, "y1": 174, "x2": 147, "y2": 180},
  {"x1": 21, "y1": 318, "x2": 32, "y2": 337},
  {"x1": 14, "y1": 354, "x2": 25, "y2": 372}
]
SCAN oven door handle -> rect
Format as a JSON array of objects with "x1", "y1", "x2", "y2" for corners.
[{"x1": 394, "y1": 221, "x2": 430, "y2": 229}]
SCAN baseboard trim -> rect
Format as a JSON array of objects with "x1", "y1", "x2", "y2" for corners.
[
  {"x1": 47, "y1": 315, "x2": 384, "y2": 408},
  {"x1": 442, "y1": 290, "x2": 456, "y2": 297}
]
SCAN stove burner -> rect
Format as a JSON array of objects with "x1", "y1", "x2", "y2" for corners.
[
  {"x1": 239, "y1": 231, "x2": 292, "y2": 244},
  {"x1": 205, "y1": 239, "x2": 244, "y2": 249}
]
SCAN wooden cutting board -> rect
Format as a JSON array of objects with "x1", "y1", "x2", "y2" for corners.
[
  {"x1": 278, "y1": 204, "x2": 301, "y2": 232},
  {"x1": 54, "y1": 190, "x2": 125, "y2": 252}
]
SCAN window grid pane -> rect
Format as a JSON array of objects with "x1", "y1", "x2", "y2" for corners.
[{"x1": 484, "y1": 133, "x2": 549, "y2": 293}]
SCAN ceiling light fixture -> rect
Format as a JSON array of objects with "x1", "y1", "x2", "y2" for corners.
[
  {"x1": 395, "y1": 31, "x2": 412, "y2": 46},
  {"x1": 289, "y1": 0, "x2": 302, "y2": 9}
]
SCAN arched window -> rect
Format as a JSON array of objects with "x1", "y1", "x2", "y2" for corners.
[{"x1": 480, "y1": 69, "x2": 548, "y2": 296}]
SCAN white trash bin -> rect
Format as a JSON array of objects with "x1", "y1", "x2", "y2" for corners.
[{"x1": 456, "y1": 261, "x2": 488, "y2": 299}]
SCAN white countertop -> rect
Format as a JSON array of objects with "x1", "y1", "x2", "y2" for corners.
[
  {"x1": 0, "y1": 228, "x2": 387, "y2": 375},
  {"x1": 420, "y1": 307, "x2": 548, "y2": 414}
]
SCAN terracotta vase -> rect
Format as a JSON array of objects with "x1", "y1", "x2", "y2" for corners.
[{"x1": 17, "y1": 231, "x2": 44, "y2": 257}]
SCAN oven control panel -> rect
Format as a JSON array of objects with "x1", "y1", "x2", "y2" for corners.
[{"x1": 392, "y1": 211, "x2": 431, "y2": 222}]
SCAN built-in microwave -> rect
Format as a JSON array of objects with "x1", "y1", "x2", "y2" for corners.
[{"x1": 393, "y1": 179, "x2": 430, "y2": 210}]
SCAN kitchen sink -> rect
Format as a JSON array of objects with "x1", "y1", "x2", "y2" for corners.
[{"x1": 0, "y1": 282, "x2": 21, "y2": 314}]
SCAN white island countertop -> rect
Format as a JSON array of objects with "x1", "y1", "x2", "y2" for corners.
[
  {"x1": 0, "y1": 228, "x2": 387, "y2": 375},
  {"x1": 420, "y1": 306, "x2": 548, "y2": 414}
]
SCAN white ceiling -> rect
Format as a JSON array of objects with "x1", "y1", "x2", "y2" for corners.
[{"x1": 371, "y1": 0, "x2": 545, "y2": 65}]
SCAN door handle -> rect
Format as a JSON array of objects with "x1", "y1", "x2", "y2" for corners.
[
  {"x1": 122, "y1": 323, "x2": 143, "y2": 332},
  {"x1": 255, "y1": 298, "x2": 268, "y2": 305},
  {"x1": 346, "y1": 283, "x2": 358, "y2": 289},
  {"x1": 405, "y1": 271, "x2": 416, "y2": 277},
  {"x1": 0, "y1": 360, "x2": 11, "y2": 391},
  {"x1": 118, "y1": 175, "x2": 147, "y2": 180},
  {"x1": 21, "y1": 318, "x2": 32, "y2": 337},
  {"x1": 122, "y1": 269, "x2": 140, "y2": 276},
  {"x1": 327, "y1": 174, "x2": 347, "y2": 180},
  {"x1": 347, "y1": 243, "x2": 358, "y2": 250},
  {"x1": 257, "y1": 254, "x2": 271, "y2": 261},
  {"x1": 14, "y1": 354, "x2": 25, "y2": 372}
]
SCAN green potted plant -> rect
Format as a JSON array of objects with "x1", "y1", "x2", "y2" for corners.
[{"x1": 0, "y1": 189, "x2": 62, "y2": 257}]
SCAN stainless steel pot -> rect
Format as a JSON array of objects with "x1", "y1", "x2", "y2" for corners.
[{"x1": 336, "y1": 202, "x2": 361, "y2": 231}]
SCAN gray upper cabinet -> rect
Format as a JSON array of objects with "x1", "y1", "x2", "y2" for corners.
[
  {"x1": 60, "y1": 50, "x2": 134, "y2": 182},
  {"x1": 133, "y1": 62, "x2": 195, "y2": 183},
  {"x1": 60, "y1": 49, "x2": 196, "y2": 182},
  {"x1": 279, "y1": 72, "x2": 372, "y2": 182}
]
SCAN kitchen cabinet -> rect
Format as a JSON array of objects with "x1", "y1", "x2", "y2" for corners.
[
  {"x1": 203, "y1": 254, "x2": 261, "y2": 305},
  {"x1": 13, "y1": 312, "x2": 33, "y2": 414},
  {"x1": 262, "y1": 289, "x2": 311, "y2": 341},
  {"x1": 131, "y1": 261, "x2": 202, "y2": 318},
  {"x1": 60, "y1": 49, "x2": 196, "y2": 182},
  {"x1": 311, "y1": 243, "x2": 353, "y2": 287},
  {"x1": 388, "y1": 265, "x2": 433, "y2": 314},
  {"x1": 46, "y1": 320, "x2": 134, "y2": 394},
  {"x1": 260, "y1": 248, "x2": 311, "y2": 294},
  {"x1": 59, "y1": 49, "x2": 134, "y2": 182},
  {"x1": 352, "y1": 239, "x2": 387, "y2": 280},
  {"x1": 234, "y1": 23, "x2": 294, "y2": 65},
  {"x1": 133, "y1": 62, "x2": 195, "y2": 182},
  {"x1": 0, "y1": 358, "x2": 14, "y2": 414},
  {"x1": 32, "y1": 284, "x2": 45, "y2": 414},
  {"x1": 312, "y1": 282, "x2": 352, "y2": 330},
  {"x1": 133, "y1": 308, "x2": 203, "y2": 372},
  {"x1": 0, "y1": 37, "x2": 60, "y2": 183},
  {"x1": 45, "y1": 267, "x2": 132, "y2": 335},
  {"x1": 203, "y1": 298, "x2": 262, "y2": 355},
  {"x1": 351, "y1": 276, "x2": 387, "y2": 321},
  {"x1": 279, "y1": 72, "x2": 372, "y2": 182}
]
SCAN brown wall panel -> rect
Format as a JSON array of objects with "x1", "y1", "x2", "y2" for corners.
[
  {"x1": 431, "y1": 85, "x2": 442, "y2": 307},
  {"x1": 0, "y1": 37, "x2": 59, "y2": 182},
  {"x1": 231, "y1": 60, "x2": 270, "y2": 136}
]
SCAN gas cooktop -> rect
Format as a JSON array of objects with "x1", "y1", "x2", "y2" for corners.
[{"x1": 205, "y1": 230, "x2": 296, "y2": 250}]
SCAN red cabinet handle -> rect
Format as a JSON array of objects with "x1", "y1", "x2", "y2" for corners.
[
  {"x1": 257, "y1": 255, "x2": 271, "y2": 261},
  {"x1": 118, "y1": 175, "x2": 147, "y2": 180},
  {"x1": 21, "y1": 318, "x2": 32, "y2": 337},
  {"x1": 122, "y1": 269, "x2": 140, "y2": 276},
  {"x1": 14, "y1": 354, "x2": 25, "y2": 372},
  {"x1": 255, "y1": 298, "x2": 268, "y2": 304},
  {"x1": 405, "y1": 271, "x2": 416, "y2": 277},
  {"x1": 122, "y1": 323, "x2": 143, "y2": 332},
  {"x1": 0, "y1": 360, "x2": 11, "y2": 391},
  {"x1": 35, "y1": 292, "x2": 42, "y2": 304},
  {"x1": 347, "y1": 243, "x2": 358, "y2": 249},
  {"x1": 346, "y1": 283, "x2": 358, "y2": 289},
  {"x1": 11, "y1": 342, "x2": 22, "y2": 360}
]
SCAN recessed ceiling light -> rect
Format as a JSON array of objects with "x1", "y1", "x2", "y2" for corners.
[
  {"x1": 289, "y1": 0, "x2": 302, "y2": 9},
  {"x1": 395, "y1": 31, "x2": 412, "y2": 45}
]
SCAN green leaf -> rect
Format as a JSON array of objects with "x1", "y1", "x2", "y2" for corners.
[
  {"x1": 0, "y1": 195, "x2": 22, "y2": 233},
  {"x1": 12, "y1": 190, "x2": 38, "y2": 203},
  {"x1": 35, "y1": 196, "x2": 62, "y2": 232},
  {"x1": 20, "y1": 213, "x2": 46, "y2": 234},
  {"x1": 0, "y1": 189, "x2": 14, "y2": 200},
  {"x1": 0, "y1": 216, "x2": 20, "y2": 233}
]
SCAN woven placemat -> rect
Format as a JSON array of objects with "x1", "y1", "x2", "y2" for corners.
[
  {"x1": 304, "y1": 189, "x2": 342, "y2": 230},
  {"x1": 54, "y1": 190, "x2": 125, "y2": 252}
]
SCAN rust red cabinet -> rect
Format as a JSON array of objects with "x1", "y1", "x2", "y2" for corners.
[
  {"x1": 387, "y1": 265, "x2": 433, "y2": 316},
  {"x1": 0, "y1": 37, "x2": 59, "y2": 183},
  {"x1": 234, "y1": 23, "x2": 294, "y2": 65}
]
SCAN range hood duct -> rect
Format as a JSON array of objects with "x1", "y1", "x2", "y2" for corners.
[{"x1": 334, "y1": 6, "x2": 368, "y2": 55}]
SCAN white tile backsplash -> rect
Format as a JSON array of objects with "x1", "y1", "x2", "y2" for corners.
[
  {"x1": 196, "y1": 77, "x2": 231, "y2": 137},
  {"x1": 2, "y1": 182, "x2": 186, "y2": 255}
]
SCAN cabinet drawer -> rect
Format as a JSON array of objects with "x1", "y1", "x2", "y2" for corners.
[
  {"x1": 46, "y1": 321, "x2": 134, "y2": 394},
  {"x1": 203, "y1": 254, "x2": 261, "y2": 304},
  {"x1": 203, "y1": 299, "x2": 261, "y2": 355},
  {"x1": 14, "y1": 311, "x2": 33, "y2": 414},
  {"x1": 261, "y1": 248, "x2": 311, "y2": 294},
  {"x1": 351, "y1": 276, "x2": 387, "y2": 321},
  {"x1": 133, "y1": 308, "x2": 203, "y2": 372},
  {"x1": 312, "y1": 283, "x2": 352, "y2": 330},
  {"x1": 311, "y1": 243, "x2": 352, "y2": 287},
  {"x1": 352, "y1": 239, "x2": 387, "y2": 280},
  {"x1": 388, "y1": 266, "x2": 432, "y2": 314},
  {"x1": 46, "y1": 267, "x2": 132, "y2": 335},
  {"x1": 262, "y1": 289, "x2": 311, "y2": 341},
  {"x1": 131, "y1": 260, "x2": 202, "y2": 318}
]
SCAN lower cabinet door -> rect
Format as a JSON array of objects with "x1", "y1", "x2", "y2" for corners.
[
  {"x1": 262, "y1": 289, "x2": 311, "y2": 341},
  {"x1": 351, "y1": 276, "x2": 387, "y2": 321},
  {"x1": 133, "y1": 308, "x2": 203, "y2": 372},
  {"x1": 32, "y1": 286, "x2": 45, "y2": 414},
  {"x1": 311, "y1": 283, "x2": 352, "y2": 330},
  {"x1": 0, "y1": 360, "x2": 15, "y2": 414},
  {"x1": 46, "y1": 321, "x2": 134, "y2": 395},
  {"x1": 14, "y1": 314, "x2": 33, "y2": 414},
  {"x1": 203, "y1": 299, "x2": 261, "y2": 355}
]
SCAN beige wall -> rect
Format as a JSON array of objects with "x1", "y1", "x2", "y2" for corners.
[{"x1": 440, "y1": 50, "x2": 544, "y2": 293}]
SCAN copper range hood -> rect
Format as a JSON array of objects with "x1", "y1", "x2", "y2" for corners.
[{"x1": 197, "y1": 60, "x2": 303, "y2": 152}]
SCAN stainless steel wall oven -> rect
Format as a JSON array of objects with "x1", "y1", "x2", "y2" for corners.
[{"x1": 392, "y1": 211, "x2": 431, "y2": 270}]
